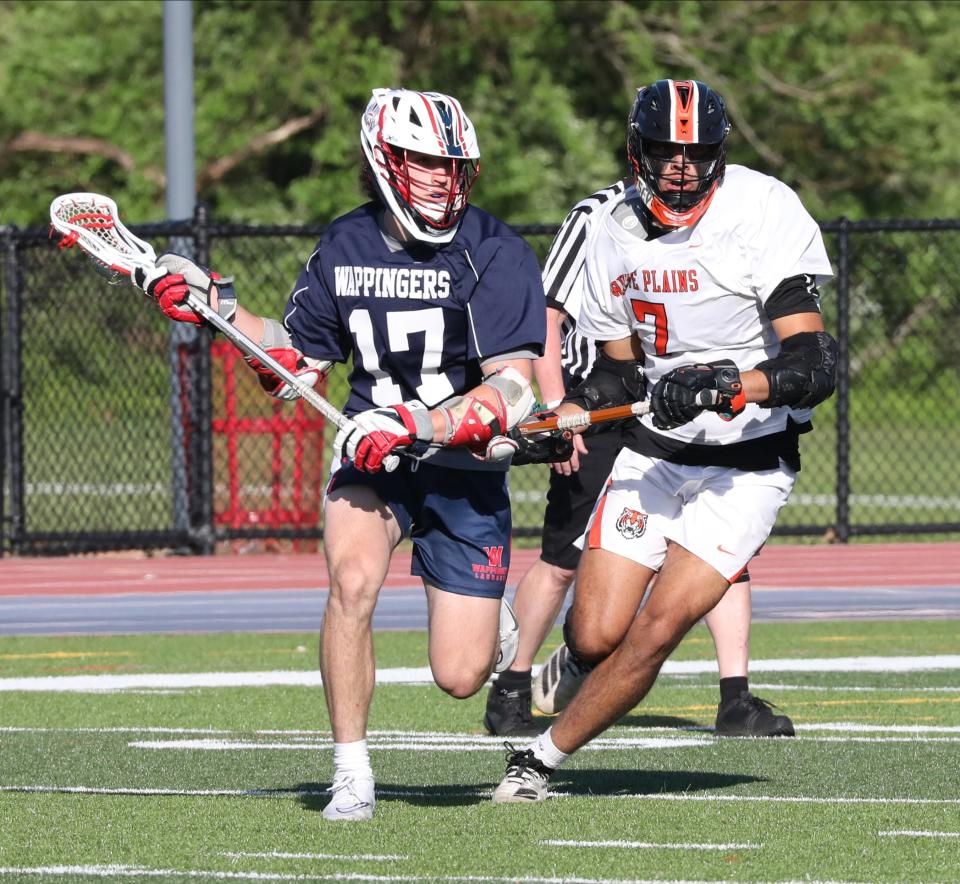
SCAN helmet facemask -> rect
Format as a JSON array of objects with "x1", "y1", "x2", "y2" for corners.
[
  {"x1": 375, "y1": 141, "x2": 479, "y2": 234},
  {"x1": 360, "y1": 88, "x2": 481, "y2": 244},
  {"x1": 633, "y1": 137, "x2": 725, "y2": 216},
  {"x1": 626, "y1": 79, "x2": 730, "y2": 229}
]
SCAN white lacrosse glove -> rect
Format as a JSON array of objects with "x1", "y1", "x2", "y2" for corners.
[
  {"x1": 132, "y1": 253, "x2": 237, "y2": 326},
  {"x1": 473, "y1": 434, "x2": 521, "y2": 463},
  {"x1": 333, "y1": 402, "x2": 433, "y2": 473}
]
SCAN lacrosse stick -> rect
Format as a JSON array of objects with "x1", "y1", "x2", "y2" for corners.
[
  {"x1": 516, "y1": 400, "x2": 651, "y2": 435},
  {"x1": 515, "y1": 389, "x2": 721, "y2": 436},
  {"x1": 49, "y1": 192, "x2": 399, "y2": 471}
]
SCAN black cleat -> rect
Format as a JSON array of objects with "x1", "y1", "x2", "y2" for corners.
[
  {"x1": 484, "y1": 683, "x2": 541, "y2": 736},
  {"x1": 714, "y1": 691, "x2": 795, "y2": 737}
]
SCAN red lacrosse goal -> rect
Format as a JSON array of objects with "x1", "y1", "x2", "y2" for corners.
[{"x1": 210, "y1": 340, "x2": 328, "y2": 548}]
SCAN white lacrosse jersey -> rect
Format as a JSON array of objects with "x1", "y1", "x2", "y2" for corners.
[{"x1": 577, "y1": 165, "x2": 833, "y2": 447}]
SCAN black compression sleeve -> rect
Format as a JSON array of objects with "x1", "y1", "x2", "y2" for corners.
[{"x1": 765, "y1": 274, "x2": 822, "y2": 321}]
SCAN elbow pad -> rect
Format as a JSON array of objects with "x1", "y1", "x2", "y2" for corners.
[
  {"x1": 562, "y1": 351, "x2": 646, "y2": 424},
  {"x1": 755, "y1": 331, "x2": 838, "y2": 409}
]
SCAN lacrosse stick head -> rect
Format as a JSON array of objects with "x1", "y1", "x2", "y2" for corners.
[{"x1": 49, "y1": 192, "x2": 158, "y2": 284}]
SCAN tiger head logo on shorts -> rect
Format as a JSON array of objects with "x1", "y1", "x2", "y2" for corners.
[{"x1": 616, "y1": 507, "x2": 647, "y2": 539}]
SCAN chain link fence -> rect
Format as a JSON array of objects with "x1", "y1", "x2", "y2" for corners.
[{"x1": 2, "y1": 214, "x2": 958, "y2": 556}]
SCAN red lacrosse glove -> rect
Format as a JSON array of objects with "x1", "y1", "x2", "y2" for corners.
[
  {"x1": 150, "y1": 272, "x2": 200, "y2": 324},
  {"x1": 243, "y1": 349, "x2": 326, "y2": 400}
]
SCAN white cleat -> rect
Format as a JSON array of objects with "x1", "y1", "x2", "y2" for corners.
[
  {"x1": 322, "y1": 774, "x2": 375, "y2": 821},
  {"x1": 532, "y1": 642, "x2": 589, "y2": 714},
  {"x1": 495, "y1": 597, "x2": 520, "y2": 674},
  {"x1": 491, "y1": 743, "x2": 554, "y2": 803}
]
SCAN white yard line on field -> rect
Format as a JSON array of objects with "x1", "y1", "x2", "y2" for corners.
[
  {"x1": 222, "y1": 852, "x2": 407, "y2": 862},
  {"x1": 0, "y1": 784, "x2": 304, "y2": 797},
  {"x1": 125, "y1": 734, "x2": 960, "y2": 752},
  {"x1": 1, "y1": 654, "x2": 959, "y2": 692},
  {"x1": 799, "y1": 723, "x2": 960, "y2": 733},
  {"x1": 128, "y1": 736, "x2": 713, "y2": 752},
  {"x1": 624, "y1": 794, "x2": 960, "y2": 805},
  {"x1": 0, "y1": 866, "x2": 879, "y2": 883},
  {"x1": 878, "y1": 830, "x2": 960, "y2": 838},
  {"x1": 738, "y1": 684, "x2": 960, "y2": 693},
  {"x1": 2, "y1": 783, "x2": 959, "y2": 807},
  {"x1": 801, "y1": 736, "x2": 960, "y2": 743},
  {"x1": 539, "y1": 840, "x2": 760, "y2": 850},
  {"x1": 4, "y1": 723, "x2": 960, "y2": 740}
]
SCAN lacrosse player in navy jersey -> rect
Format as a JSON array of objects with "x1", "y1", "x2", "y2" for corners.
[
  {"x1": 137, "y1": 88, "x2": 545, "y2": 821},
  {"x1": 490, "y1": 79, "x2": 836, "y2": 803}
]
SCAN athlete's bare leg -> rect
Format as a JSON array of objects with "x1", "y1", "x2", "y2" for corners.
[
  {"x1": 321, "y1": 485, "x2": 402, "y2": 742},
  {"x1": 510, "y1": 559, "x2": 575, "y2": 671},
  {"x1": 426, "y1": 585, "x2": 502, "y2": 698},
  {"x1": 704, "y1": 580, "x2": 751, "y2": 679},
  {"x1": 565, "y1": 547, "x2": 652, "y2": 665},
  {"x1": 551, "y1": 542, "x2": 728, "y2": 753}
]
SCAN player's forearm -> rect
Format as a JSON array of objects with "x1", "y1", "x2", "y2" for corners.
[
  {"x1": 535, "y1": 307, "x2": 567, "y2": 405},
  {"x1": 209, "y1": 289, "x2": 265, "y2": 346},
  {"x1": 230, "y1": 303, "x2": 265, "y2": 347},
  {"x1": 739, "y1": 369, "x2": 771, "y2": 404}
]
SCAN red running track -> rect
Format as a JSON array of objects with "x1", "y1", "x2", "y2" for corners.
[{"x1": 0, "y1": 543, "x2": 958, "y2": 597}]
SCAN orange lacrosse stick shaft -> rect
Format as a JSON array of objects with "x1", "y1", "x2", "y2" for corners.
[{"x1": 516, "y1": 402, "x2": 647, "y2": 436}]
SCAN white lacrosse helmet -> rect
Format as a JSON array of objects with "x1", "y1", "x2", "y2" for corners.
[{"x1": 360, "y1": 88, "x2": 481, "y2": 244}]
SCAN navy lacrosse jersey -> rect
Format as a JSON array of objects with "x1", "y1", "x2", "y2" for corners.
[{"x1": 283, "y1": 203, "x2": 546, "y2": 416}]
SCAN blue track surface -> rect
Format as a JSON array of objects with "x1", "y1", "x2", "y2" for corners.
[{"x1": 2, "y1": 583, "x2": 958, "y2": 635}]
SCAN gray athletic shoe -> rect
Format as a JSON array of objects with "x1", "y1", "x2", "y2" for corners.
[
  {"x1": 491, "y1": 743, "x2": 554, "y2": 803},
  {"x1": 321, "y1": 774, "x2": 375, "y2": 821},
  {"x1": 495, "y1": 598, "x2": 520, "y2": 674},
  {"x1": 532, "y1": 643, "x2": 588, "y2": 714}
]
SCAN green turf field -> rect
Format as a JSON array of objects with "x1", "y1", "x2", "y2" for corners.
[{"x1": 2, "y1": 620, "x2": 959, "y2": 882}]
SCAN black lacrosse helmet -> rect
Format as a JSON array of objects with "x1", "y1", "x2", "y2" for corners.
[{"x1": 627, "y1": 79, "x2": 731, "y2": 228}]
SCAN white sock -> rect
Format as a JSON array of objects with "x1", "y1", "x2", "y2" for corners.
[
  {"x1": 332, "y1": 739, "x2": 373, "y2": 779},
  {"x1": 528, "y1": 727, "x2": 570, "y2": 770}
]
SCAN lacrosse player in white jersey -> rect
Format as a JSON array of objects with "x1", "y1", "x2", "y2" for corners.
[
  {"x1": 492, "y1": 78, "x2": 836, "y2": 802},
  {"x1": 484, "y1": 176, "x2": 795, "y2": 739}
]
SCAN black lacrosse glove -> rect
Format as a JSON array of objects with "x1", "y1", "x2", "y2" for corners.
[
  {"x1": 650, "y1": 360, "x2": 746, "y2": 430},
  {"x1": 507, "y1": 422, "x2": 575, "y2": 466}
]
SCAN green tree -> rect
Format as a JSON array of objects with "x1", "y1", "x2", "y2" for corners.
[{"x1": 1, "y1": 0, "x2": 958, "y2": 227}]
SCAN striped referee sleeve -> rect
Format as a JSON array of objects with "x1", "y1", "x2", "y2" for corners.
[
  {"x1": 542, "y1": 180, "x2": 626, "y2": 313},
  {"x1": 544, "y1": 181, "x2": 627, "y2": 381}
]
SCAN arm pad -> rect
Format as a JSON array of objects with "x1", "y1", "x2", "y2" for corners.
[
  {"x1": 437, "y1": 366, "x2": 535, "y2": 450},
  {"x1": 755, "y1": 331, "x2": 838, "y2": 409},
  {"x1": 562, "y1": 351, "x2": 646, "y2": 433}
]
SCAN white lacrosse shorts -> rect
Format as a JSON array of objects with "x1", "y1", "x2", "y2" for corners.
[{"x1": 580, "y1": 449, "x2": 797, "y2": 582}]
